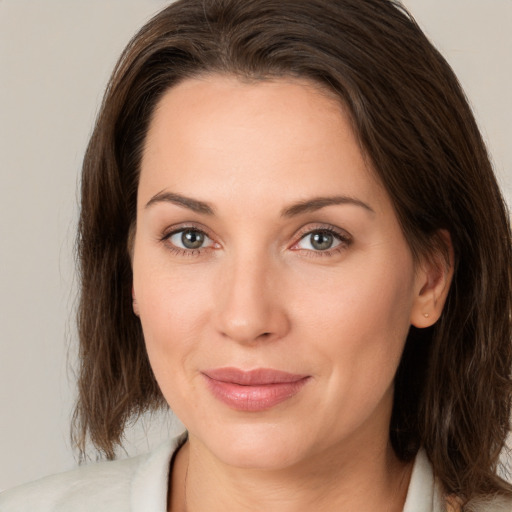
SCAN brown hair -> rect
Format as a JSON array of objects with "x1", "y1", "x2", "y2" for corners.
[{"x1": 73, "y1": 0, "x2": 512, "y2": 505}]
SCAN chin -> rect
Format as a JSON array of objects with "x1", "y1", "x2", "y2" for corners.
[{"x1": 191, "y1": 420, "x2": 311, "y2": 470}]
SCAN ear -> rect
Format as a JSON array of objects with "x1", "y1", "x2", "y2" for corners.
[
  {"x1": 410, "y1": 230, "x2": 454, "y2": 328},
  {"x1": 132, "y1": 285, "x2": 140, "y2": 317}
]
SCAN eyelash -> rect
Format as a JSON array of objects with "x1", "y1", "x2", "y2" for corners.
[
  {"x1": 161, "y1": 224, "x2": 216, "y2": 257},
  {"x1": 291, "y1": 225, "x2": 352, "y2": 258},
  {"x1": 160, "y1": 224, "x2": 352, "y2": 257}
]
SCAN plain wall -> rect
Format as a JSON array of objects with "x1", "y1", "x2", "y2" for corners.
[{"x1": 1, "y1": 0, "x2": 511, "y2": 491}]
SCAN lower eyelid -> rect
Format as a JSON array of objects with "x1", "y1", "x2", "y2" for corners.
[{"x1": 305, "y1": 245, "x2": 347, "y2": 257}]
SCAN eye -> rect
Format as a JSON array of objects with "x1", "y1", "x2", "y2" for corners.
[
  {"x1": 167, "y1": 228, "x2": 215, "y2": 250},
  {"x1": 302, "y1": 231, "x2": 338, "y2": 251},
  {"x1": 294, "y1": 228, "x2": 350, "y2": 253}
]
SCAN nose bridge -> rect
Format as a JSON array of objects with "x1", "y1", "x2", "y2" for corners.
[{"x1": 215, "y1": 246, "x2": 288, "y2": 343}]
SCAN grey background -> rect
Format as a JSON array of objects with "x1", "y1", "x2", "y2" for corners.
[{"x1": 1, "y1": 0, "x2": 511, "y2": 491}]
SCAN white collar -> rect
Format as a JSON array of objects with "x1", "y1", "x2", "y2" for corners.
[
  {"x1": 403, "y1": 449, "x2": 444, "y2": 512},
  {"x1": 130, "y1": 433, "x2": 186, "y2": 511}
]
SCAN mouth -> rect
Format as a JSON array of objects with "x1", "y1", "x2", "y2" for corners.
[{"x1": 202, "y1": 367, "x2": 310, "y2": 412}]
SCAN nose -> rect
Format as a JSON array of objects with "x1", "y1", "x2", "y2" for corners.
[{"x1": 214, "y1": 252, "x2": 290, "y2": 344}]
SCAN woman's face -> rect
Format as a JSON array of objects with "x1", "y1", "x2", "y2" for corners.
[{"x1": 132, "y1": 75, "x2": 432, "y2": 469}]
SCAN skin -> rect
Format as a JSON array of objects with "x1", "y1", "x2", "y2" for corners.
[{"x1": 132, "y1": 75, "x2": 452, "y2": 512}]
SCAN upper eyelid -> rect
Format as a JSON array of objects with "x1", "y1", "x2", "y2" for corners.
[
  {"x1": 167, "y1": 227, "x2": 213, "y2": 241},
  {"x1": 294, "y1": 223, "x2": 352, "y2": 241},
  {"x1": 161, "y1": 222, "x2": 213, "y2": 239}
]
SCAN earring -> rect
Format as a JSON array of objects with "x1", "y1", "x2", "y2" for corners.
[{"x1": 423, "y1": 313, "x2": 429, "y2": 318}]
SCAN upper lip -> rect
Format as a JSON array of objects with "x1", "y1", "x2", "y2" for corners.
[{"x1": 203, "y1": 367, "x2": 309, "y2": 385}]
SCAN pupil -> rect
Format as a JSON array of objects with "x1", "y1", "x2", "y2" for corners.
[
  {"x1": 311, "y1": 232, "x2": 333, "y2": 250},
  {"x1": 182, "y1": 230, "x2": 204, "y2": 249}
]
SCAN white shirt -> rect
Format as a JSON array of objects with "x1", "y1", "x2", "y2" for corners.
[{"x1": 0, "y1": 433, "x2": 506, "y2": 511}]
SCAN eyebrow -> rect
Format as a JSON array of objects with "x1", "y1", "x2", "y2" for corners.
[
  {"x1": 145, "y1": 191, "x2": 374, "y2": 217},
  {"x1": 281, "y1": 196, "x2": 374, "y2": 217},
  {"x1": 145, "y1": 191, "x2": 215, "y2": 215}
]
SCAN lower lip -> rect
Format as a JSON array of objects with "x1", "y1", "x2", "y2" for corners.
[{"x1": 203, "y1": 375, "x2": 310, "y2": 412}]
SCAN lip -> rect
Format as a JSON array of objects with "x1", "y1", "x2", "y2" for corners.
[{"x1": 202, "y1": 367, "x2": 310, "y2": 412}]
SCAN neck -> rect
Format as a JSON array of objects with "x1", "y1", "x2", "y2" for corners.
[{"x1": 169, "y1": 434, "x2": 412, "y2": 512}]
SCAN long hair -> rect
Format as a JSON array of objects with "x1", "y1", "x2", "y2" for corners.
[{"x1": 73, "y1": 0, "x2": 512, "y2": 505}]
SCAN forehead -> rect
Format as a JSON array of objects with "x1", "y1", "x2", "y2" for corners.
[{"x1": 139, "y1": 75, "x2": 387, "y2": 214}]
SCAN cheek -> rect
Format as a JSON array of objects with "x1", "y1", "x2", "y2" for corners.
[
  {"x1": 133, "y1": 253, "x2": 216, "y2": 386},
  {"x1": 291, "y1": 249, "x2": 415, "y2": 403},
  {"x1": 295, "y1": 252, "x2": 414, "y2": 333},
  {"x1": 136, "y1": 273, "x2": 212, "y2": 419}
]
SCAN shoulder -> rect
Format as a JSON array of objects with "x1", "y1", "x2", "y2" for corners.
[
  {"x1": 406, "y1": 450, "x2": 512, "y2": 512},
  {"x1": 0, "y1": 455, "x2": 141, "y2": 512},
  {"x1": 463, "y1": 495, "x2": 512, "y2": 512},
  {"x1": 0, "y1": 435, "x2": 184, "y2": 512}
]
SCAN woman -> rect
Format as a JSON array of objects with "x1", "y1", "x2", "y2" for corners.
[{"x1": 1, "y1": 0, "x2": 511, "y2": 510}]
